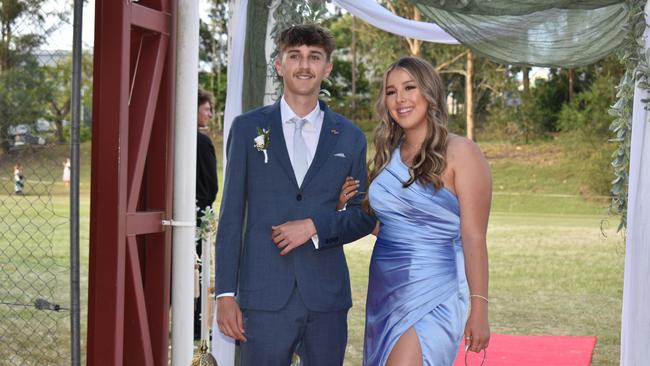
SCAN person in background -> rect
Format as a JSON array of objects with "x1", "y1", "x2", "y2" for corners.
[
  {"x1": 195, "y1": 88, "x2": 219, "y2": 340},
  {"x1": 62, "y1": 158, "x2": 71, "y2": 188},
  {"x1": 14, "y1": 163, "x2": 25, "y2": 195}
]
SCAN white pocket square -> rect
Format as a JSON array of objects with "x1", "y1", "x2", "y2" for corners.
[{"x1": 334, "y1": 153, "x2": 346, "y2": 158}]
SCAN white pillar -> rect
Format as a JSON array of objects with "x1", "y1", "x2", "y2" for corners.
[
  {"x1": 620, "y1": 1, "x2": 650, "y2": 364},
  {"x1": 172, "y1": 0, "x2": 199, "y2": 364}
]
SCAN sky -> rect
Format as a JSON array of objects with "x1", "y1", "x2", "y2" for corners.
[
  {"x1": 41, "y1": 0, "x2": 94, "y2": 50},
  {"x1": 45, "y1": 0, "x2": 213, "y2": 51}
]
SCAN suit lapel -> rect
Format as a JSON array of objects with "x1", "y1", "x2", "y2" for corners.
[
  {"x1": 266, "y1": 102, "x2": 299, "y2": 188},
  {"x1": 301, "y1": 102, "x2": 340, "y2": 189}
]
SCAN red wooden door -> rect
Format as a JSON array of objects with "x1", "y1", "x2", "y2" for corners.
[{"x1": 87, "y1": 1, "x2": 176, "y2": 364}]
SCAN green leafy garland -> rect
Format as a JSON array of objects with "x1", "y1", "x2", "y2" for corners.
[
  {"x1": 196, "y1": 206, "x2": 217, "y2": 243},
  {"x1": 609, "y1": 0, "x2": 647, "y2": 232},
  {"x1": 269, "y1": 0, "x2": 328, "y2": 60}
]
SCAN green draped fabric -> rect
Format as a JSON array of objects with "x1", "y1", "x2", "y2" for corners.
[
  {"x1": 409, "y1": 0, "x2": 623, "y2": 16},
  {"x1": 408, "y1": 0, "x2": 628, "y2": 67}
]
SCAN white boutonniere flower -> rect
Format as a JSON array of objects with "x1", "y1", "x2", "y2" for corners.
[{"x1": 254, "y1": 127, "x2": 271, "y2": 163}]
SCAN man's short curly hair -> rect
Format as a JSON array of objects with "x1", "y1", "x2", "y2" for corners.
[{"x1": 277, "y1": 24, "x2": 336, "y2": 61}]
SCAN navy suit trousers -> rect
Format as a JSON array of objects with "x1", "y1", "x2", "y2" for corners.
[{"x1": 240, "y1": 285, "x2": 348, "y2": 366}]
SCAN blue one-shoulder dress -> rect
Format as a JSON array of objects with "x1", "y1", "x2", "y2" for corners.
[{"x1": 364, "y1": 147, "x2": 469, "y2": 366}]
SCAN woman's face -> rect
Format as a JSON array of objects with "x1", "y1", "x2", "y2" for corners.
[
  {"x1": 198, "y1": 102, "x2": 213, "y2": 128},
  {"x1": 385, "y1": 68, "x2": 429, "y2": 135}
]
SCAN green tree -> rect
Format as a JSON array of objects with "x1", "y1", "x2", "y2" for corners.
[
  {"x1": 2, "y1": 0, "x2": 42, "y2": 70},
  {"x1": 327, "y1": 3, "x2": 513, "y2": 139},
  {"x1": 0, "y1": 57, "x2": 47, "y2": 138},
  {"x1": 42, "y1": 52, "x2": 93, "y2": 143},
  {"x1": 325, "y1": 57, "x2": 372, "y2": 120},
  {"x1": 199, "y1": 0, "x2": 228, "y2": 129},
  {"x1": 554, "y1": 56, "x2": 623, "y2": 195},
  {"x1": 0, "y1": 0, "x2": 67, "y2": 143},
  {"x1": 324, "y1": 13, "x2": 373, "y2": 120},
  {"x1": 526, "y1": 57, "x2": 620, "y2": 140}
]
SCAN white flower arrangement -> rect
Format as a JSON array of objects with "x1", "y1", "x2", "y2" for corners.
[{"x1": 254, "y1": 127, "x2": 271, "y2": 164}]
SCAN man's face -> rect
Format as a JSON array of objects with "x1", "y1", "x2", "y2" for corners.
[
  {"x1": 274, "y1": 44, "x2": 332, "y2": 99},
  {"x1": 198, "y1": 101, "x2": 212, "y2": 128}
]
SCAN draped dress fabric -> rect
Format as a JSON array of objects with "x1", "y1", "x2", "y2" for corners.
[{"x1": 364, "y1": 148, "x2": 469, "y2": 366}]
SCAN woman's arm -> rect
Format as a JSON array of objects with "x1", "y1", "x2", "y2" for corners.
[
  {"x1": 336, "y1": 176, "x2": 360, "y2": 210},
  {"x1": 449, "y1": 137, "x2": 492, "y2": 354}
]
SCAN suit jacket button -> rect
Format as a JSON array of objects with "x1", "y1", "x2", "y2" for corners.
[{"x1": 296, "y1": 194, "x2": 303, "y2": 201}]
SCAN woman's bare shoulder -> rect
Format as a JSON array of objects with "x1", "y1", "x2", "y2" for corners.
[{"x1": 447, "y1": 133, "x2": 485, "y2": 162}]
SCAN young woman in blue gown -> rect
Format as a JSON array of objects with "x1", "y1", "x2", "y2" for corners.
[{"x1": 339, "y1": 56, "x2": 491, "y2": 366}]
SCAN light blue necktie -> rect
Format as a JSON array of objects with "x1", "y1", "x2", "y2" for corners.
[{"x1": 292, "y1": 118, "x2": 310, "y2": 186}]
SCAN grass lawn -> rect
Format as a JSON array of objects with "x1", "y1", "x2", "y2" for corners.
[{"x1": 0, "y1": 139, "x2": 624, "y2": 365}]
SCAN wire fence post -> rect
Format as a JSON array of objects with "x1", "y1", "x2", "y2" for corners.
[{"x1": 70, "y1": 0, "x2": 84, "y2": 364}]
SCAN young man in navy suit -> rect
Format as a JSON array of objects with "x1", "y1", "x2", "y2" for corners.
[{"x1": 215, "y1": 24, "x2": 375, "y2": 365}]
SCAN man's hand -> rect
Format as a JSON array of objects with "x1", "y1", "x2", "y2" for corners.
[
  {"x1": 216, "y1": 296, "x2": 247, "y2": 341},
  {"x1": 272, "y1": 219, "x2": 317, "y2": 255}
]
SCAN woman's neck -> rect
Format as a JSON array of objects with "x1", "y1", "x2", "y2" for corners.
[{"x1": 402, "y1": 131, "x2": 425, "y2": 151}]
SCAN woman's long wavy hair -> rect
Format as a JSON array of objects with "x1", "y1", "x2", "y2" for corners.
[{"x1": 364, "y1": 57, "x2": 449, "y2": 211}]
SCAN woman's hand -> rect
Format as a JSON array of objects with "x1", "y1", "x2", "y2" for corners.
[
  {"x1": 463, "y1": 301, "x2": 490, "y2": 353},
  {"x1": 336, "y1": 176, "x2": 360, "y2": 210}
]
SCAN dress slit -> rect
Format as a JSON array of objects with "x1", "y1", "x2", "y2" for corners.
[
  {"x1": 385, "y1": 326, "x2": 424, "y2": 366},
  {"x1": 377, "y1": 292, "x2": 458, "y2": 366}
]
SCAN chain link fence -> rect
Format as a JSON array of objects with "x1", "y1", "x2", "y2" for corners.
[
  {"x1": 0, "y1": 145, "x2": 71, "y2": 365},
  {"x1": 0, "y1": 0, "x2": 88, "y2": 364}
]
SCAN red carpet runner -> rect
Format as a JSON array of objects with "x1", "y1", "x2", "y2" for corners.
[{"x1": 454, "y1": 334, "x2": 597, "y2": 366}]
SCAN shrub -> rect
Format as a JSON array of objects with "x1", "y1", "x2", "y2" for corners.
[{"x1": 556, "y1": 73, "x2": 618, "y2": 196}]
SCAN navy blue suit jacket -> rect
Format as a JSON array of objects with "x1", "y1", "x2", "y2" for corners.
[{"x1": 215, "y1": 100, "x2": 375, "y2": 312}]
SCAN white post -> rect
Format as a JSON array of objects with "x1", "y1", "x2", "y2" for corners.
[
  {"x1": 172, "y1": 0, "x2": 199, "y2": 364},
  {"x1": 201, "y1": 234, "x2": 212, "y2": 343},
  {"x1": 620, "y1": 1, "x2": 650, "y2": 364}
]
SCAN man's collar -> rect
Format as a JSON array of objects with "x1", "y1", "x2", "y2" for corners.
[{"x1": 280, "y1": 96, "x2": 322, "y2": 127}]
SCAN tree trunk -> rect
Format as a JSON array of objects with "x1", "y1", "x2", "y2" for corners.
[
  {"x1": 409, "y1": 7, "x2": 422, "y2": 56},
  {"x1": 55, "y1": 120, "x2": 64, "y2": 144},
  {"x1": 386, "y1": 2, "x2": 421, "y2": 56},
  {"x1": 568, "y1": 68, "x2": 574, "y2": 102},
  {"x1": 1, "y1": 23, "x2": 11, "y2": 71},
  {"x1": 523, "y1": 66, "x2": 530, "y2": 93},
  {"x1": 466, "y1": 49, "x2": 475, "y2": 141}
]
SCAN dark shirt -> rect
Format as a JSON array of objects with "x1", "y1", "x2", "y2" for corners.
[{"x1": 196, "y1": 131, "x2": 218, "y2": 210}]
